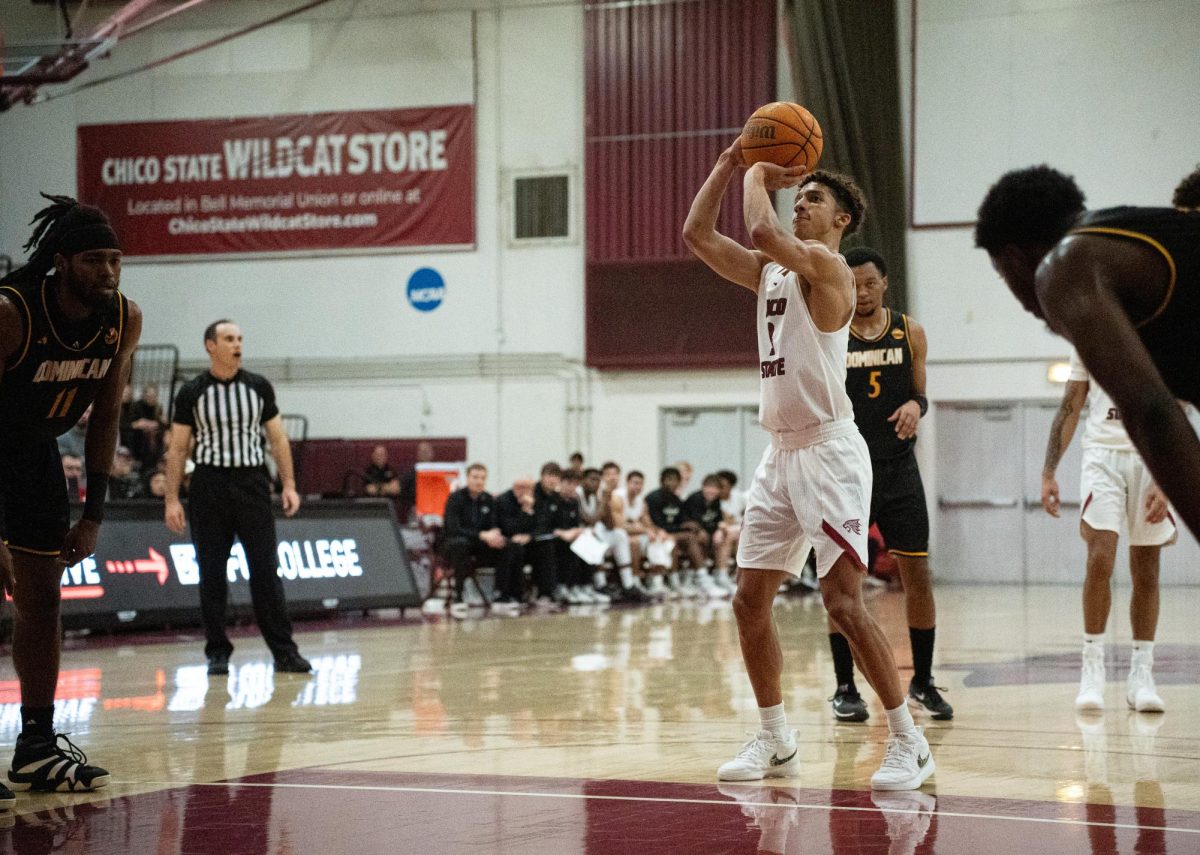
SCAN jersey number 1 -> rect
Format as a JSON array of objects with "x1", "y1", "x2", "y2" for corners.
[
  {"x1": 47, "y1": 387, "x2": 78, "y2": 419},
  {"x1": 868, "y1": 371, "x2": 882, "y2": 399}
]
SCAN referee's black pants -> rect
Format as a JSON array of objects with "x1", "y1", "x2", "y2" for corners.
[{"x1": 188, "y1": 466, "x2": 299, "y2": 661}]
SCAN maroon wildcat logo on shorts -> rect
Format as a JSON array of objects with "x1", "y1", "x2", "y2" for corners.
[{"x1": 842, "y1": 519, "x2": 862, "y2": 536}]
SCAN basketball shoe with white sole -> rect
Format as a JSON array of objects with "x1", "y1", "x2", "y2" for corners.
[
  {"x1": 1126, "y1": 652, "x2": 1164, "y2": 713},
  {"x1": 717, "y1": 730, "x2": 800, "y2": 781},
  {"x1": 870, "y1": 727, "x2": 935, "y2": 791},
  {"x1": 8, "y1": 733, "x2": 110, "y2": 793},
  {"x1": 1075, "y1": 646, "x2": 1106, "y2": 711}
]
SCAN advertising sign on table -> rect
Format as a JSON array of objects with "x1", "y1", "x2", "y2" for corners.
[{"x1": 76, "y1": 105, "x2": 474, "y2": 258}]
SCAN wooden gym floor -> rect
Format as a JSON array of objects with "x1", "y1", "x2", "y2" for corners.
[{"x1": 0, "y1": 583, "x2": 1197, "y2": 853}]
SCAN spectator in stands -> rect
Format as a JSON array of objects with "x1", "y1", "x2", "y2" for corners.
[
  {"x1": 440, "y1": 463, "x2": 520, "y2": 615},
  {"x1": 362, "y1": 444, "x2": 401, "y2": 497},
  {"x1": 398, "y1": 440, "x2": 435, "y2": 522},
  {"x1": 715, "y1": 469, "x2": 744, "y2": 580},
  {"x1": 495, "y1": 476, "x2": 536, "y2": 609},
  {"x1": 567, "y1": 451, "x2": 584, "y2": 475},
  {"x1": 108, "y1": 446, "x2": 145, "y2": 500},
  {"x1": 578, "y1": 466, "x2": 615, "y2": 595},
  {"x1": 641, "y1": 467, "x2": 687, "y2": 597},
  {"x1": 598, "y1": 462, "x2": 650, "y2": 603},
  {"x1": 147, "y1": 470, "x2": 168, "y2": 499},
  {"x1": 683, "y1": 474, "x2": 735, "y2": 594},
  {"x1": 529, "y1": 462, "x2": 593, "y2": 605},
  {"x1": 673, "y1": 460, "x2": 694, "y2": 498},
  {"x1": 119, "y1": 383, "x2": 136, "y2": 451},
  {"x1": 128, "y1": 383, "x2": 167, "y2": 464},
  {"x1": 557, "y1": 470, "x2": 608, "y2": 604},
  {"x1": 61, "y1": 454, "x2": 84, "y2": 503},
  {"x1": 57, "y1": 404, "x2": 90, "y2": 463}
]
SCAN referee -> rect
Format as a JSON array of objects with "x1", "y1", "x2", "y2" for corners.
[{"x1": 164, "y1": 319, "x2": 311, "y2": 676}]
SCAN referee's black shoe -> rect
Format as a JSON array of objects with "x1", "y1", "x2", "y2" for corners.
[
  {"x1": 830, "y1": 684, "x2": 869, "y2": 722},
  {"x1": 274, "y1": 653, "x2": 313, "y2": 674},
  {"x1": 908, "y1": 678, "x2": 954, "y2": 720}
]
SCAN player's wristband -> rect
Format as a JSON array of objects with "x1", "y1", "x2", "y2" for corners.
[
  {"x1": 82, "y1": 472, "x2": 109, "y2": 523},
  {"x1": 911, "y1": 395, "x2": 929, "y2": 417}
]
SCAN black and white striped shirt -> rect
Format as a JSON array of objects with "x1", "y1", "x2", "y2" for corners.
[{"x1": 172, "y1": 370, "x2": 279, "y2": 468}]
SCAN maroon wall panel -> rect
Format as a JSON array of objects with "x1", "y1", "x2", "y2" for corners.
[{"x1": 585, "y1": 0, "x2": 776, "y2": 369}]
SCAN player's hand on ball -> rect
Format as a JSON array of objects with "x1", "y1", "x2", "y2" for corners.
[
  {"x1": 749, "y1": 161, "x2": 808, "y2": 192},
  {"x1": 0, "y1": 543, "x2": 14, "y2": 599},
  {"x1": 888, "y1": 400, "x2": 921, "y2": 441},
  {"x1": 1041, "y1": 477, "x2": 1061, "y2": 518},
  {"x1": 719, "y1": 140, "x2": 746, "y2": 167},
  {"x1": 1145, "y1": 485, "x2": 1168, "y2": 525},
  {"x1": 59, "y1": 519, "x2": 100, "y2": 568}
]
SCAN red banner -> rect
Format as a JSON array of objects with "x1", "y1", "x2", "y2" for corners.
[{"x1": 76, "y1": 105, "x2": 474, "y2": 257}]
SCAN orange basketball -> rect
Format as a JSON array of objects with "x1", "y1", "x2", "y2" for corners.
[{"x1": 739, "y1": 102, "x2": 823, "y2": 170}]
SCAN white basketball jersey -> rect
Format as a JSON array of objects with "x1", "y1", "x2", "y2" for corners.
[
  {"x1": 756, "y1": 261, "x2": 856, "y2": 441},
  {"x1": 1069, "y1": 349, "x2": 1133, "y2": 451}
]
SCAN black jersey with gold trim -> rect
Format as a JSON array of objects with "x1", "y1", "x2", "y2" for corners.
[
  {"x1": 0, "y1": 277, "x2": 127, "y2": 441},
  {"x1": 1070, "y1": 207, "x2": 1200, "y2": 404},
  {"x1": 846, "y1": 308, "x2": 915, "y2": 460}
]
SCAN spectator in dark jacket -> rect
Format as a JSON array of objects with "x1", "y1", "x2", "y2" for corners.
[
  {"x1": 440, "y1": 463, "x2": 520, "y2": 608},
  {"x1": 495, "y1": 476, "x2": 536, "y2": 604},
  {"x1": 529, "y1": 462, "x2": 589, "y2": 605},
  {"x1": 683, "y1": 474, "x2": 734, "y2": 594}
]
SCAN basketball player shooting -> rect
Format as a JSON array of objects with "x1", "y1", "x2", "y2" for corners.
[{"x1": 682, "y1": 141, "x2": 935, "y2": 791}]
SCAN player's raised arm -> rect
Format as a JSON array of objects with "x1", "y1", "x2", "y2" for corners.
[
  {"x1": 1038, "y1": 243, "x2": 1200, "y2": 539},
  {"x1": 743, "y1": 164, "x2": 854, "y2": 330},
  {"x1": 682, "y1": 142, "x2": 769, "y2": 293}
]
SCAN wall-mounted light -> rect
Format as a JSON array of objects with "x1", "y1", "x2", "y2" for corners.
[{"x1": 1047, "y1": 362, "x2": 1072, "y2": 384}]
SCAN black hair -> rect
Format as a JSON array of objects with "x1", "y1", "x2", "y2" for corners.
[
  {"x1": 540, "y1": 461, "x2": 563, "y2": 477},
  {"x1": 627, "y1": 470, "x2": 644, "y2": 481},
  {"x1": 975, "y1": 165, "x2": 1086, "y2": 254},
  {"x1": 660, "y1": 466, "x2": 681, "y2": 484},
  {"x1": 466, "y1": 462, "x2": 487, "y2": 475},
  {"x1": 804, "y1": 170, "x2": 868, "y2": 237},
  {"x1": 0, "y1": 193, "x2": 119, "y2": 287},
  {"x1": 600, "y1": 461, "x2": 620, "y2": 473},
  {"x1": 582, "y1": 467, "x2": 601, "y2": 478},
  {"x1": 843, "y1": 246, "x2": 887, "y2": 277},
  {"x1": 702, "y1": 474, "x2": 721, "y2": 487},
  {"x1": 715, "y1": 469, "x2": 738, "y2": 487},
  {"x1": 1173, "y1": 164, "x2": 1200, "y2": 210},
  {"x1": 204, "y1": 319, "x2": 235, "y2": 343},
  {"x1": 568, "y1": 451, "x2": 584, "y2": 463}
]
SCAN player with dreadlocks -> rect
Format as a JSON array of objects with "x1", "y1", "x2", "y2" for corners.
[{"x1": 0, "y1": 194, "x2": 142, "y2": 803}]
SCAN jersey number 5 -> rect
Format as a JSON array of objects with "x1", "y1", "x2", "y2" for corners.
[
  {"x1": 47, "y1": 387, "x2": 79, "y2": 419},
  {"x1": 868, "y1": 371, "x2": 882, "y2": 399}
]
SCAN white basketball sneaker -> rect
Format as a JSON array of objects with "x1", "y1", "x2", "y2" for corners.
[
  {"x1": 1126, "y1": 652, "x2": 1164, "y2": 713},
  {"x1": 1075, "y1": 646, "x2": 1106, "y2": 712},
  {"x1": 870, "y1": 727, "x2": 935, "y2": 791},
  {"x1": 717, "y1": 730, "x2": 800, "y2": 782}
]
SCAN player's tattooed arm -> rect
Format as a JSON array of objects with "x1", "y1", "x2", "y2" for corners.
[{"x1": 1040, "y1": 379, "x2": 1086, "y2": 517}]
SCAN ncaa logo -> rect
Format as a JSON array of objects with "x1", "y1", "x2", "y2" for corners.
[{"x1": 407, "y1": 268, "x2": 445, "y2": 312}]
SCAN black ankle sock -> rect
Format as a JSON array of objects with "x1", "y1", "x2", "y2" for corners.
[
  {"x1": 910, "y1": 626, "x2": 936, "y2": 686},
  {"x1": 20, "y1": 706, "x2": 55, "y2": 740},
  {"x1": 829, "y1": 632, "x2": 856, "y2": 688}
]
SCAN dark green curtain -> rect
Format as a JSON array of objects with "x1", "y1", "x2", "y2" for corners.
[{"x1": 784, "y1": 0, "x2": 908, "y2": 310}]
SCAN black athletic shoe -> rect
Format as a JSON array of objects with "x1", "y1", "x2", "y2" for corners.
[
  {"x1": 274, "y1": 653, "x2": 313, "y2": 674},
  {"x1": 620, "y1": 585, "x2": 652, "y2": 604},
  {"x1": 0, "y1": 780, "x2": 13, "y2": 810},
  {"x1": 908, "y1": 679, "x2": 954, "y2": 720},
  {"x1": 830, "y1": 684, "x2": 869, "y2": 722},
  {"x1": 207, "y1": 653, "x2": 230, "y2": 676},
  {"x1": 8, "y1": 733, "x2": 110, "y2": 793}
]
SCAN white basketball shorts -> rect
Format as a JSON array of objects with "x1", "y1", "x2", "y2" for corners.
[
  {"x1": 1080, "y1": 447, "x2": 1176, "y2": 546},
  {"x1": 737, "y1": 431, "x2": 871, "y2": 578}
]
